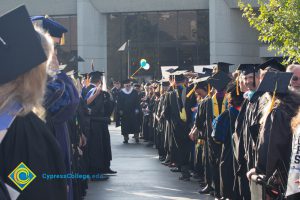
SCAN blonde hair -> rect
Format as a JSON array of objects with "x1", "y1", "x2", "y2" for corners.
[
  {"x1": 286, "y1": 64, "x2": 300, "y2": 72},
  {"x1": 0, "y1": 27, "x2": 54, "y2": 117}
]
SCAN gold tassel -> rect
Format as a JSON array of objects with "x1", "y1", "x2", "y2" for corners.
[
  {"x1": 86, "y1": 74, "x2": 90, "y2": 86},
  {"x1": 91, "y1": 59, "x2": 95, "y2": 72},
  {"x1": 186, "y1": 85, "x2": 196, "y2": 98},
  {"x1": 236, "y1": 78, "x2": 240, "y2": 96},
  {"x1": 208, "y1": 84, "x2": 211, "y2": 97},
  {"x1": 179, "y1": 108, "x2": 187, "y2": 122},
  {"x1": 268, "y1": 81, "x2": 277, "y2": 113},
  {"x1": 172, "y1": 75, "x2": 176, "y2": 90},
  {"x1": 60, "y1": 33, "x2": 65, "y2": 45}
]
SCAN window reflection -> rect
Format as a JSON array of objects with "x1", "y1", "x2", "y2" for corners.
[{"x1": 107, "y1": 10, "x2": 209, "y2": 82}]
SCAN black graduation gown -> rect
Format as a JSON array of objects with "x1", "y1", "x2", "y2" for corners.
[
  {"x1": 82, "y1": 85, "x2": 95, "y2": 99},
  {"x1": 117, "y1": 89, "x2": 140, "y2": 135},
  {"x1": 68, "y1": 113, "x2": 88, "y2": 200},
  {"x1": 0, "y1": 112, "x2": 67, "y2": 200},
  {"x1": 162, "y1": 91, "x2": 173, "y2": 155},
  {"x1": 156, "y1": 94, "x2": 167, "y2": 157},
  {"x1": 241, "y1": 93, "x2": 266, "y2": 171},
  {"x1": 214, "y1": 107, "x2": 239, "y2": 199},
  {"x1": 137, "y1": 91, "x2": 144, "y2": 131},
  {"x1": 165, "y1": 88, "x2": 190, "y2": 166},
  {"x1": 233, "y1": 100, "x2": 250, "y2": 200},
  {"x1": 88, "y1": 91, "x2": 114, "y2": 173},
  {"x1": 256, "y1": 94, "x2": 299, "y2": 185},
  {"x1": 148, "y1": 96, "x2": 156, "y2": 142},
  {"x1": 195, "y1": 95, "x2": 224, "y2": 197},
  {"x1": 0, "y1": 178, "x2": 10, "y2": 200}
]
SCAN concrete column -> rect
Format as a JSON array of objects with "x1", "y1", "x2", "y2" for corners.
[
  {"x1": 209, "y1": 0, "x2": 263, "y2": 66},
  {"x1": 77, "y1": 0, "x2": 107, "y2": 74}
]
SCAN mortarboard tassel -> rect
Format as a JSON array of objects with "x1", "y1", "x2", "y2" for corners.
[
  {"x1": 268, "y1": 81, "x2": 277, "y2": 113},
  {"x1": 91, "y1": 60, "x2": 95, "y2": 72},
  {"x1": 60, "y1": 33, "x2": 65, "y2": 45},
  {"x1": 236, "y1": 78, "x2": 240, "y2": 96},
  {"x1": 86, "y1": 74, "x2": 90, "y2": 86},
  {"x1": 186, "y1": 84, "x2": 196, "y2": 98},
  {"x1": 172, "y1": 75, "x2": 176, "y2": 90},
  {"x1": 208, "y1": 84, "x2": 211, "y2": 97}
]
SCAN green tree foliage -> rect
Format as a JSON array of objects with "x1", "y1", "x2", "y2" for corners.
[{"x1": 238, "y1": 0, "x2": 300, "y2": 63}]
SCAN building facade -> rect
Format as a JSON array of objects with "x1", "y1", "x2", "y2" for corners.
[{"x1": 1, "y1": 0, "x2": 273, "y2": 82}]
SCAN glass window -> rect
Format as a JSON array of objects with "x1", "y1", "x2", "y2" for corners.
[
  {"x1": 137, "y1": 13, "x2": 158, "y2": 43},
  {"x1": 178, "y1": 11, "x2": 197, "y2": 41},
  {"x1": 159, "y1": 12, "x2": 177, "y2": 42},
  {"x1": 107, "y1": 10, "x2": 209, "y2": 81}
]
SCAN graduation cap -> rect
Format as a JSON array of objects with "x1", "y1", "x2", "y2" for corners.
[
  {"x1": 58, "y1": 64, "x2": 67, "y2": 71},
  {"x1": 166, "y1": 68, "x2": 177, "y2": 74},
  {"x1": 0, "y1": 5, "x2": 48, "y2": 85},
  {"x1": 159, "y1": 79, "x2": 170, "y2": 87},
  {"x1": 174, "y1": 74, "x2": 185, "y2": 83},
  {"x1": 203, "y1": 67, "x2": 213, "y2": 76},
  {"x1": 89, "y1": 71, "x2": 104, "y2": 82},
  {"x1": 208, "y1": 71, "x2": 232, "y2": 91},
  {"x1": 197, "y1": 72, "x2": 210, "y2": 79},
  {"x1": 133, "y1": 83, "x2": 141, "y2": 87},
  {"x1": 31, "y1": 15, "x2": 68, "y2": 38},
  {"x1": 237, "y1": 64, "x2": 260, "y2": 75},
  {"x1": 256, "y1": 71, "x2": 292, "y2": 94},
  {"x1": 122, "y1": 79, "x2": 132, "y2": 84},
  {"x1": 226, "y1": 82, "x2": 244, "y2": 98},
  {"x1": 168, "y1": 70, "x2": 187, "y2": 83},
  {"x1": 195, "y1": 76, "x2": 210, "y2": 90},
  {"x1": 213, "y1": 62, "x2": 234, "y2": 73},
  {"x1": 69, "y1": 55, "x2": 85, "y2": 62},
  {"x1": 186, "y1": 77, "x2": 209, "y2": 98},
  {"x1": 80, "y1": 73, "x2": 88, "y2": 78},
  {"x1": 237, "y1": 64, "x2": 260, "y2": 88},
  {"x1": 161, "y1": 66, "x2": 178, "y2": 79},
  {"x1": 256, "y1": 71, "x2": 293, "y2": 112},
  {"x1": 258, "y1": 58, "x2": 286, "y2": 72}
]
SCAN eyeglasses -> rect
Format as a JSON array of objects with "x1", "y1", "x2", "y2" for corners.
[{"x1": 292, "y1": 75, "x2": 299, "y2": 81}]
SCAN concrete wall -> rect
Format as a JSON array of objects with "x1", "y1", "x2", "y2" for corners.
[
  {"x1": 77, "y1": 0, "x2": 107, "y2": 74},
  {"x1": 90, "y1": 0, "x2": 209, "y2": 13},
  {"x1": 0, "y1": 0, "x2": 76, "y2": 16},
  {"x1": 209, "y1": 0, "x2": 263, "y2": 65},
  {"x1": 224, "y1": 0, "x2": 259, "y2": 8}
]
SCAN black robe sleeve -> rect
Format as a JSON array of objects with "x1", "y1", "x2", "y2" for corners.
[
  {"x1": 0, "y1": 112, "x2": 67, "y2": 200},
  {"x1": 195, "y1": 99, "x2": 207, "y2": 136},
  {"x1": 257, "y1": 108, "x2": 292, "y2": 179},
  {"x1": 0, "y1": 178, "x2": 10, "y2": 200}
]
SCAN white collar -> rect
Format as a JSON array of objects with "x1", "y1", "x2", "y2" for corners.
[{"x1": 121, "y1": 87, "x2": 133, "y2": 94}]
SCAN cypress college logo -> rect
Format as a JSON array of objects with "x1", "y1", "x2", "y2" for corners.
[{"x1": 8, "y1": 162, "x2": 36, "y2": 191}]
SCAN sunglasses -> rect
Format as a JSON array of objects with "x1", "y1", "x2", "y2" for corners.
[{"x1": 292, "y1": 76, "x2": 299, "y2": 81}]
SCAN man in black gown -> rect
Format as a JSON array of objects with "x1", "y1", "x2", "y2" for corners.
[
  {"x1": 85, "y1": 71, "x2": 116, "y2": 176},
  {"x1": 117, "y1": 79, "x2": 141, "y2": 143}
]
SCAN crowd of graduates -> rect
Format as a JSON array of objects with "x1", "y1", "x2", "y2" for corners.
[
  {"x1": 120, "y1": 60, "x2": 300, "y2": 200},
  {"x1": 103, "y1": 57, "x2": 300, "y2": 200},
  {"x1": 2, "y1": 4, "x2": 300, "y2": 200}
]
